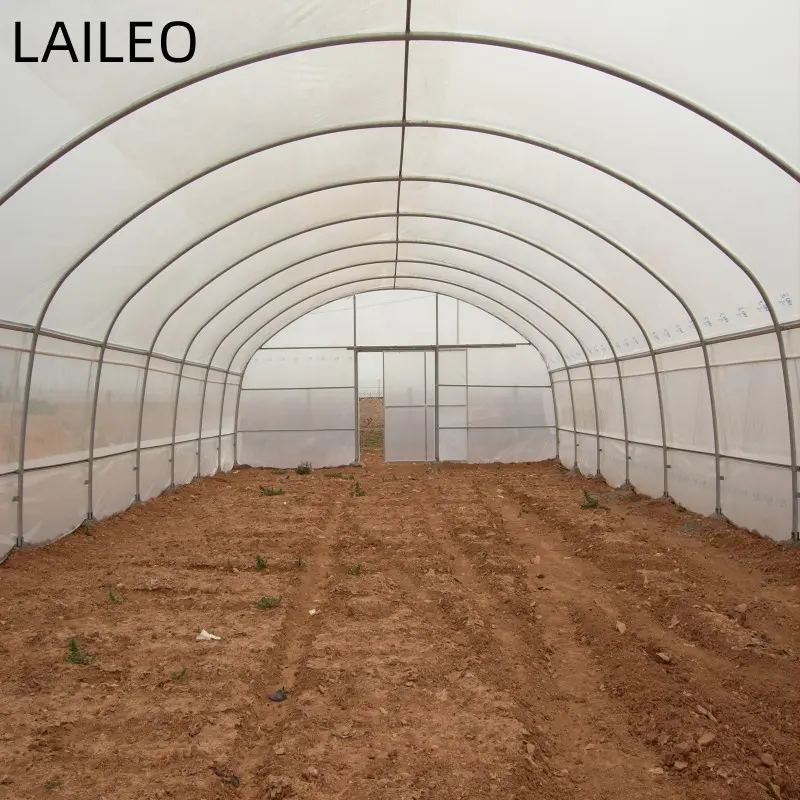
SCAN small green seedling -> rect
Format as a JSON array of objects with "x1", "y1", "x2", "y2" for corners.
[
  {"x1": 270, "y1": 468, "x2": 288, "y2": 475},
  {"x1": 212, "y1": 766, "x2": 241, "y2": 787},
  {"x1": 348, "y1": 563, "x2": 363, "y2": 576},
  {"x1": 45, "y1": 780, "x2": 63, "y2": 790},
  {"x1": 260, "y1": 486, "x2": 285, "y2": 496},
  {"x1": 67, "y1": 637, "x2": 91, "y2": 666},
  {"x1": 108, "y1": 589, "x2": 124, "y2": 605},
  {"x1": 257, "y1": 595, "x2": 282, "y2": 610},
  {"x1": 82, "y1": 519, "x2": 95, "y2": 537},
  {"x1": 255, "y1": 554, "x2": 267, "y2": 571},
  {"x1": 296, "y1": 461, "x2": 313, "y2": 475},
  {"x1": 171, "y1": 667, "x2": 189, "y2": 681},
  {"x1": 354, "y1": 482, "x2": 366, "y2": 497},
  {"x1": 581, "y1": 490, "x2": 600, "y2": 509}
]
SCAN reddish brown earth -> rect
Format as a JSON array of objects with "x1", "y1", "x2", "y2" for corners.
[{"x1": 1, "y1": 451, "x2": 799, "y2": 800}]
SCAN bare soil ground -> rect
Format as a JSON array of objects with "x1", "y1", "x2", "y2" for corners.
[{"x1": 1, "y1": 454, "x2": 800, "y2": 800}]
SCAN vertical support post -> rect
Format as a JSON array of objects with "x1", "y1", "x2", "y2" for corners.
[
  {"x1": 233, "y1": 377, "x2": 243, "y2": 466},
  {"x1": 434, "y1": 293, "x2": 440, "y2": 462},
  {"x1": 216, "y1": 370, "x2": 227, "y2": 473},
  {"x1": 168, "y1": 362, "x2": 187, "y2": 488},
  {"x1": 549, "y1": 366, "x2": 561, "y2": 462},
  {"x1": 381, "y1": 348, "x2": 386, "y2": 463},
  {"x1": 423, "y1": 349, "x2": 429, "y2": 461},
  {"x1": 564, "y1": 365, "x2": 579, "y2": 472},
  {"x1": 352, "y1": 294, "x2": 359, "y2": 464},
  {"x1": 196, "y1": 365, "x2": 211, "y2": 479},
  {"x1": 613, "y1": 356, "x2": 633, "y2": 489}
]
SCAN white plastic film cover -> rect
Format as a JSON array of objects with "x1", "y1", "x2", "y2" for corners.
[
  {"x1": 237, "y1": 431, "x2": 355, "y2": 469},
  {"x1": 92, "y1": 452, "x2": 136, "y2": 522},
  {"x1": 23, "y1": 462, "x2": 88, "y2": 546},
  {"x1": 238, "y1": 347, "x2": 355, "y2": 468},
  {"x1": 0, "y1": 344, "x2": 27, "y2": 475},
  {"x1": 0, "y1": 473, "x2": 18, "y2": 560}
]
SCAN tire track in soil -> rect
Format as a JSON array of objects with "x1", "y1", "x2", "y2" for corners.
[
  {"x1": 511, "y1": 470, "x2": 800, "y2": 669},
  {"x1": 329, "y1": 493, "x2": 539, "y2": 799},
  {"x1": 420, "y1": 469, "x2": 681, "y2": 800},
  {"x1": 219, "y1": 487, "x2": 350, "y2": 799},
  {"x1": 494, "y1": 472, "x2": 799, "y2": 800},
  {"x1": 357, "y1": 491, "x2": 556, "y2": 799}
]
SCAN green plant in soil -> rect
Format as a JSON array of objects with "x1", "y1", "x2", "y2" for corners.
[
  {"x1": 354, "y1": 482, "x2": 366, "y2": 497},
  {"x1": 296, "y1": 461, "x2": 313, "y2": 475},
  {"x1": 109, "y1": 589, "x2": 124, "y2": 605},
  {"x1": 581, "y1": 490, "x2": 600, "y2": 509},
  {"x1": 255, "y1": 554, "x2": 267, "y2": 571},
  {"x1": 260, "y1": 486, "x2": 285, "y2": 496},
  {"x1": 67, "y1": 637, "x2": 91, "y2": 665},
  {"x1": 348, "y1": 563, "x2": 363, "y2": 576},
  {"x1": 45, "y1": 779, "x2": 63, "y2": 790},
  {"x1": 258, "y1": 595, "x2": 282, "y2": 610},
  {"x1": 171, "y1": 667, "x2": 189, "y2": 681}
]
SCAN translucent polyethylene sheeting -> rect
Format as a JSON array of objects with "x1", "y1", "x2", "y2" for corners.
[
  {"x1": 1, "y1": 1, "x2": 798, "y2": 550},
  {"x1": 238, "y1": 349, "x2": 355, "y2": 468}
]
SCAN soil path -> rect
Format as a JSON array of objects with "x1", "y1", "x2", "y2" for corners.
[{"x1": 1, "y1": 456, "x2": 799, "y2": 799}]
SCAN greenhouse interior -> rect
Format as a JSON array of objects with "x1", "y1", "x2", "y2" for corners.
[
  {"x1": 2, "y1": 2, "x2": 798, "y2": 556},
  {"x1": 1, "y1": 2, "x2": 800, "y2": 797}
]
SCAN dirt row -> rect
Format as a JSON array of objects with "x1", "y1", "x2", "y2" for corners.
[{"x1": 0, "y1": 454, "x2": 798, "y2": 799}]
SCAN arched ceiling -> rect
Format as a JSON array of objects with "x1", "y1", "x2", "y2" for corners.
[{"x1": 1, "y1": 0, "x2": 798, "y2": 368}]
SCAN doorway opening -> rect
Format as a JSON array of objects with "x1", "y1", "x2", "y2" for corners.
[
  {"x1": 357, "y1": 348, "x2": 438, "y2": 464},
  {"x1": 357, "y1": 350, "x2": 385, "y2": 459}
]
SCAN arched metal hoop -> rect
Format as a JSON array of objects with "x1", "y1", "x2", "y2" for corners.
[
  {"x1": 12, "y1": 134, "x2": 798, "y2": 539},
  {"x1": 27, "y1": 114, "x2": 796, "y2": 526},
  {"x1": 3, "y1": 31, "x2": 796, "y2": 214},
  {"x1": 20, "y1": 112, "x2": 790, "y2": 538}
]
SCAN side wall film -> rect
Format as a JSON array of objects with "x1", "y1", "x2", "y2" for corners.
[{"x1": 554, "y1": 328, "x2": 800, "y2": 541}]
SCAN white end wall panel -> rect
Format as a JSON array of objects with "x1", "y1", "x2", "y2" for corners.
[
  {"x1": 237, "y1": 431, "x2": 354, "y2": 469},
  {"x1": 468, "y1": 428, "x2": 556, "y2": 463}
]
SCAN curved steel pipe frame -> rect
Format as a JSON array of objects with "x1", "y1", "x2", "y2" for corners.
[
  {"x1": 12, "y1": 116, "x2": 797, "y2": 539},
  {"x1": 2, "y1": 30, "x2": 795, "y2": 212}
]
